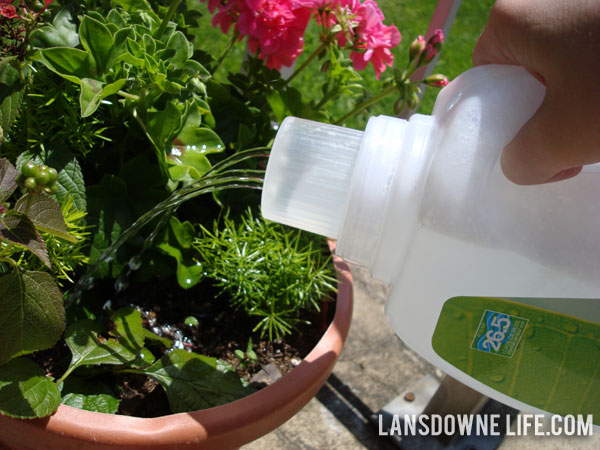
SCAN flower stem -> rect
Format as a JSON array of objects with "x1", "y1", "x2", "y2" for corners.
[
  {"x1": 212, "y1": 31, "x2": 239, "y2": 75},
  {"x1": 286, "y1": 41, "x2": 328, "y2": 85},
  {"x1": 156, "y1": 0, "x2": 182, "y2": 38},
  {"x1": 117, "y1": 90, "x2": 140, "y2": 102},
  {"x1": 334, "y1": 85, "x2": 397, "y2": 125}
]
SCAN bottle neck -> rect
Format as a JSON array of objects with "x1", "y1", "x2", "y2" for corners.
[{"x1": 336, "y1": 114, "x2": 435, "y2": 284}]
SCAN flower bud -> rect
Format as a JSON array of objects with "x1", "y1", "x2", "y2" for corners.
[
  {"x1": 419, "y1": 44, "x2": 437, "y2": 64},
  {"x1": 394, "y1": 98, "x2": 405, "y2": 115},
  {"x1": 428, "y1": 29, "x2": 444, "y2": 52},
  {"x1": 424, "y1": 74, "x2": 449, "y2": 87},
  {"x1": 408, "y1": 35, "x2": 426, "y2": 62},
  {"x1": 407, "y1": 91, "x2": 420, "y2": 110}
]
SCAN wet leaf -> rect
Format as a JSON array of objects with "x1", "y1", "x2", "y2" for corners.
[
  {"x1": 111, "y1": 307, "x2": 145, "y2": 351},
  {"x1": 0, "y1": 212, "x2": 49, "y2": 267},
  {"x1": 0, "y1": 270, "x2": 65, "y2": 365},
  {"x1": 142, "y1": 350, "x2": 254, "y2": 413},
  {"x1": 0, "y1": 158, "x2": 18, "y2": 202},
  {"x1": 15, "y1": 193, "x2": 77, "y2": 243},
  {"x1": 64, "y1": 320, "x2": 137, "y2": 371},
  {"x1": 0, "y1": 358, "x2": 61, "y2": 418},
  {"x1": 61, "y1": 377, "x2": 120, "y2": 414}
]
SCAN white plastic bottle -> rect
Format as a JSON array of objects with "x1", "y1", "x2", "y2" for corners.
[{"x1": 261, "y1": 65, "x2": 600, "y2": 424}]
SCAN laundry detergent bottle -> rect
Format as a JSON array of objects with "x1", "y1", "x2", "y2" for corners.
[{"x1": 261, "y1": 65, "x2": 600, "y2": 423}]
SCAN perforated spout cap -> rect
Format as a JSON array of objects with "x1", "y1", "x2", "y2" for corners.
[{"x1": 261, "y1": 117, "x2": 363, "y2": 238}]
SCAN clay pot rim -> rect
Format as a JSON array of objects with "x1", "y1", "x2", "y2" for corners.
[{"x1": 22, "y1": 249, "x2": 353, "y2": 447}]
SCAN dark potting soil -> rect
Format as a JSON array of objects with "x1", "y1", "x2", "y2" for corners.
[{"x1": 30, "y1": 277, "x2": 335, "y2": 418}]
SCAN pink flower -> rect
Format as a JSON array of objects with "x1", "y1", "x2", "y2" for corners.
[
  {"x1": 241, "y1": 0, "x2": 311, "y2": 70},
  {"x1": 341, "y1": 0, "x2": 401, "y2": 79},
  {"x1": 205, "y1": 0, "x2": 312, "y2": 70},
  {"x1": 0, "y1": 0, "x2": 18, "y2": 18}
]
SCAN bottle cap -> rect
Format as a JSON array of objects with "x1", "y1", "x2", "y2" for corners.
[{"x1": 261, "y1": 117, "x2": 363, "y2": 238}]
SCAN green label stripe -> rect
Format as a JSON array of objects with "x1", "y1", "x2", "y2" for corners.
[{"x1": 432, "y1": 297, "x2": 600, "y2": 424}]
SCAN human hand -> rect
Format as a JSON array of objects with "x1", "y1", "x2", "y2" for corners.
[{"x1": 473, "y1": 0, "x2": 600, "y2": 184}]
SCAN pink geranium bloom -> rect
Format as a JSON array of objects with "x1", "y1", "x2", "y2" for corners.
[
  {"x1": 341, "y1": 0, "x2": 401, "y2": 78},
  {"x1": 206, "y1": 0, "x2": 312, "y2": 70},
  {"x1": 0, "y1": 0, "x2": 19, "y2": 18}
]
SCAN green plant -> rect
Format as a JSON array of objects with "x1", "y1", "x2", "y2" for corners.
[
  {"x1": 235, "y1": 338, "x2": 258, "y2": 371},
  {"x1": 0, "y1": 0, "x2": 448, "y2": 421},
  {"x1": 0, "y1": 157, "x2": 85, "y2": 367},
  {"x1": 194, "y1": 209, "x2": 337, "y2": 340}
]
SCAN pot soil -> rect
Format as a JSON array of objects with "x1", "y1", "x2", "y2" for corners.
[{"x1": 0, "y1": 253, "x2": 353, "y2": 450}]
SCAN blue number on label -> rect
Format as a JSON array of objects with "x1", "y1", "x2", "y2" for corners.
[{"x1": 476, "y1": 311, "x2": 513, "y2": 353}]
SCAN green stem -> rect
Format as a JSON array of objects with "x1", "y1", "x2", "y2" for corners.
[
  {"x1": 212, "y1": 31, "x2": 239, "y2": 75},
  {"x1": 117, "y1": 90, "x2": 140, "y2": 102},
  {"x1": 56, "y1": 365, "x2": 77, "y2": 386},
  {"x1": 156, "y1": 0, "x2": 182, "y2": 38},
  {"x1": 334, "y1": 85, "x2": 397, "y2": 125},
  {"x1": 286, "y1": 41, "x2": 328, "y2": 85}
]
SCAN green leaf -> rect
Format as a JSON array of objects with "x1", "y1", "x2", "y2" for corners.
[
  {"x1": 111, "y1": 307, "x2": 145, "y2": 352},
  {"x1": 157, "y1": 238, "x2": 203, "y2": 289},
  {"x1": 166, "y1": 31, "x2": 191, "y2": 68},
  {"x1": 31, "y1": 7, "x2": 79, "y2": 48},
  {"x1": 0, "y1": 270, "x2": 65, "y2": 365},
  {"x1": 113, "y1": 0, "x2": 152, "y2": 12},
  {"x1": 15, "y1": 193, "x2": 77, "y2": 243},
  {"x1": 108, "y1": 28, "x2": 133, "y2": 68},
  {"x1": 38, "y1": 47, "x2": 96, "y2": 85},
  {"x1": 147, "y1": 101, "x2": 183, "y2": 149},
  {"x1": 0, "y1": 158, "x2": 18, "y2": 202},
  {"x1": 0, "y1": 212, "x2": 50, "y2": 267},
  {"x1": 0, "y1": 358, "x2": 61, "y2": 418},
  {"x1": 86, "y1": 174, "x2": 132, "y2": 278},
  {"x1": 64, "y1": 320, "x2": 138, "y2": 371},
  {"x1": 169, "y1": 216, "x2": 195, "y2": 249},
  {"x1": 266, "y1": 90, "x2": 286, "y2": 123},
  {"x1": 0, "y1": 60, "x2": 24, "y2": 134},
  {"x1": 142, "y1": 328, "x2": 172, "y2": 348},
  {"x1": 157, "y1": 217, "x2": 203, "y2": 289},
  {"x1": 168, "y1": 128, "x2": 224, "y2": 182},
  {"x1": 79, "y1": 16, "x2": 114, "y2": 75},
  {"x1": 142, "y1": 350, "x2": 255, "y2": 413},
  {"x1": 79, "y1": 77, "x2": 104, "y2": 117},
  {"x1": 61, "y1": 377, "x2": 120, "y2": 414},
  {"x1": 101, "y1": 78, "x2": 127, "y2": 99}
]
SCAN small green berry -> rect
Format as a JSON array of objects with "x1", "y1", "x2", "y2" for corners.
[
  {"x1": 35, "y1": 169, "x2": 51, "y2": 185},
  {"x1": 24, "y1": 177, "x2": 37, "y2": 190},
  {"x1": 44, "y1": 183, "x2": 59, "y2": 194},
  {"x1": 39, "y1": 164, "x2": 50, "y2": 172},
  {"x1": 47, "y1": 167, "x2": 58, "y2": 184},
  {"x1": 22, "y1": 161, "x2": 38, "y2": 177}
]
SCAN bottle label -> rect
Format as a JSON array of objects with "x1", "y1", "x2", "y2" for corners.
[
  {"x1": 471, "y1": 310, "x2": 529, "y2": 358},
  {"x1": 432, "y1": 296, "x2": 600, "y2": 424}
]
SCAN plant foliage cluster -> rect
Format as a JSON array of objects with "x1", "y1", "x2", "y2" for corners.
[{"x1": 0, "y1": 0, "x2": 446, "y2": 419}]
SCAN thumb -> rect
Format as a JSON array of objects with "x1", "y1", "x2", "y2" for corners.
[{"x1": 500, "y1": 87, "x2": 592, "y2": 185}]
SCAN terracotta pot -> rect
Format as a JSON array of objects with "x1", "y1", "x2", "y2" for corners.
[{"x1": 0, "y1": 253, "x2": 353, "y2": 450}]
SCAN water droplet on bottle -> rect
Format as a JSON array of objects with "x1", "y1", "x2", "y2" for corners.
[
  {"x1": 561, "y1": 323, "x2": 579, "y2": 333},
  {"x1": 489, "y1": 374, "x2": 505, "y2": 383},
  {"x1": 526, "y1": 328, "x2": 536, "y2": 338}
]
